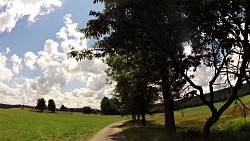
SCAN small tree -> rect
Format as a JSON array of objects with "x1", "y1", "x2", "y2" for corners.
[
  {"x1": 48, "y1": 99, "x2": 56, "y2": 113},
  {"x1": 35, "y1": 98, "x2": 46, "y2": 112},
  {"x1": 59, "y1": 105, "x2": 68, "y2": 111},
  {"x1": 82, "y1": 106, "x2": 92, "y2": 114}
]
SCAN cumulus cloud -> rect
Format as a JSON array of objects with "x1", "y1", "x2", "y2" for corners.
[
  {"x1": 24, "y1": 52, "x2": 37, "y2": 70},
  {"x1": 0, "y1": 13, "x2": 112, "y2": 108},
  {"x1": 0, "y1": 0, "x2": 62, "y2": 33},
  {"x1": 87, "y1": 74, "x2": 107, "y2": 91},
  {"x1": 0, "y1": 53, "x2": 13, "y2": 81},
  {"x1": 0, "y1": 81, "x2": 24, "y2": 105},
  {"x1": 57, "y1": 14, "x2": 87, "y2": 52},
  {"x1": 18, "y1": 14, "x2": 109, "y2": 108},
  {"x1": 11, "y1": 54, "x2": 22, "y2": 74}
]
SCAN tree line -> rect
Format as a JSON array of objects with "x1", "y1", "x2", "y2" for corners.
[
  {"x1": 70, "y1": 0, "x2": 250, "y2": 137},
  {"x1": 34, "y1": 98, "x2": 100, "y2": 114}
]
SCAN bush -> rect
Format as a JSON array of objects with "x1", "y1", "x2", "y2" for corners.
[{"x1": 82, "y1": 106, "x2": 92, "y2": 114}]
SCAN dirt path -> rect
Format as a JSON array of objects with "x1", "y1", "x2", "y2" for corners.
[{"x1": 88, "y1": 121, "x2": 127, "y2": 141}]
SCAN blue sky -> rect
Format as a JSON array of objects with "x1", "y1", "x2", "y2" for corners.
[
  {"x1": 0, "y1": 0, "x2": 229, "y2": 109},
  {"x1": 0, "y1": 0, "x2": 111, "y2": 108}
]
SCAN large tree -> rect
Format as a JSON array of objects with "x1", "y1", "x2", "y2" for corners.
[
  {"x1": 35, "y1": 98, "x2": 46, "y2": 112},
  {"x1": 72, "y1": 0, "x2": 250, "y2": 137},
  {"x1": 71, "y1": 0, "x2": 188, "y2": 133},
  {"x1": 48, "y1": 99, "x2": 56, "y2": 113},
  {"x1": 183, "y1": 0, "x2": 250, "y2": 137}
]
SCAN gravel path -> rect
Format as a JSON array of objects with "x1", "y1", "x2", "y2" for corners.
[{"x1": 88, "y1": 121, "x2": 127, "y2": 141}]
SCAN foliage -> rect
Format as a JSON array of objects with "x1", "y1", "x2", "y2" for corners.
[
  {"x1": 35, "y1": 98, "x2": 46, "y2": 112},
  {"x1": 72, "y1": 0, "x2": 250, "y2": 136},
  {"x1": 59, "y1": 105, "x2": 68, "y2": 112},
  {"x1": 82, "y1": 106, "x2": 92, "y2": 114},
  {"x1": 74, "y1": 0, "x2": 188, "y2": 131},
  {"x1": 48, "y1": 99, "x2": 56, "y2": 113},
  {"x1": 105, "y1": 52, "x2": 159, "y2": 125},
  {"x1": 91, "y1": 109, "x2": 101, "y2": 114},
  {"x1": 184, "y1": 0, "x2": 250, "y2": 136},
  {"x1": 0, "y1": 108, "x2": 127, "y2": 141},
  {"x1": 100, "y1": 97, "x2": 119, "y2": 115}
]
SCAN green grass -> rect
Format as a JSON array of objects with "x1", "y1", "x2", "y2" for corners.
[
  {"x1": 0, "y1": 109, "x2": 128, "y2": 141},
  {"x1": 122, "y1": 95, "x2": 250, "y2": 141}
]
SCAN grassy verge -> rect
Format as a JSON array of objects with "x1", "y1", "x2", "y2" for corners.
[
  {"x1": 0, "y1": 108, "x2": 128, "y2": 141},
  {"x1": 122, "y1": 95, "x2": 250, "y2": 141}
]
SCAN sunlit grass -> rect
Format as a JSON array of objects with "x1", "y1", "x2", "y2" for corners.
[
  {"x1": 123, "y1": 95, "x2": 250, "y2": 141},
  {"x1": 0, "y1": 109, "x2": 128, "y2": 141}
]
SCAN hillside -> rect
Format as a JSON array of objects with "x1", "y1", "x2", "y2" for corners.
[
  {"x1": 151, "y1": 83, "x2": 250, "y2": 113},
  {"x1": 123, "y1": 95, "x2": 250, "y2": 141},
  {"x1": 174, "y1": 83, "x2": 250, "y2": 110}
]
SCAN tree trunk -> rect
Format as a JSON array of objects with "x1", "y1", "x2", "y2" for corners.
[
  {"x1": 164, "y1": 96, "x2": 176, "y2": 133},
  {"x1": 162, "y1": 71, "x2": 176, "y2": 134},
  {"x1": 203, "y1": 117, "x2": 216, "y2": 138},
  {"x1": 137, "y1": 114, "x2": 140, "y2": 120},
  {"x1": 141, "y1": 113, "x2": 146, "y2": 126},
  {"x1": 132, "y1": 113, "x2": 136, "y2": 123}
]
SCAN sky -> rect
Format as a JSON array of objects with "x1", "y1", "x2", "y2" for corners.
[
  {"x1": 0, "y1": 0, "x2": 111, "y2": 108},
  {"x1": 0, "y1": 0, "x2": 236, "y2": 109}
]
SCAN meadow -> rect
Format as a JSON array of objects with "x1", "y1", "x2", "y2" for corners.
[
  {"x1": 0, "y1": 109, "x2": 128, "y2": 141},
  {"x1": 1, "y1": 95, "x2": 250, "y2": 141},
  {"x1": 122, "y1": 95, "x2": 250, "y2": 141}
]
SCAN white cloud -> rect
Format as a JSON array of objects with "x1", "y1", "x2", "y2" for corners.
[
  {"x1": 11, "y1": 54, "x2": 22, "y2": 74},
  {"x1": 0, "y1": 14, "x2": 111, "y2": 109},
  {"x1": 5, "y1": 47, "x2": 10, "y2": 54},
  {"x1": 0, "y1": 0, "x2": 62, "y2": 33},
  {"x1": 0, "y1": 53, "x2": 13, "y2": 81},
  {"x1": 24, "y1": 52, "x2": 37, "y2": 70},
  {"x1": 57, "y1": 14, "x2": 87, "y2": 52},
  {"x1": 0, "y1": 81, "x2": 24, "y2": 105},
  {"x1": 22, "y1": 15, "x2": 108, "y2": 108},
  {"x1": 87, "y1": 74, "x2": 107, "y2": 91}
]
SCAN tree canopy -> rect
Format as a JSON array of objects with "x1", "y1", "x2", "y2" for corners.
[
  {"x1": 71, "y1": 0, "x2": 250, "y2": 137},
  {"x1": 35, "y1": 98, "x2": 46, "y2": 112},
  {"x1": 48, "y1": 99, "x2": 56, "y2": 113},
  {"x1": 100, "y1": 97, "x2": 119, "y2": 115}
]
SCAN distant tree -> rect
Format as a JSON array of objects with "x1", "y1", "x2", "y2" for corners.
[
  {"x1": 35, "y1": 98, "x2": 46, "y2": 112},
  {"x1": 59, "y1": 105, "x2": 68, "y2": 111},
  {"x1": 91, "y1": 109, "x2": 100, "y2": 114},
  {"x1": 82, "y1": 106, "x2": 92, "y2": 114},
  {"x1": 48, "y1": 99, "x2": 56, "y2": 113},
  {"x1": 100, "y1": 97, "x2": 119, "y2": 115},
  {"x1": 70, "y1": 108, "x2": 74, "y2": 112}
]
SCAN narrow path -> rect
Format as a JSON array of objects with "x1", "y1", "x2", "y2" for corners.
[{"x1": 88, "y1": 121, "x2": 127, "y2": 141}]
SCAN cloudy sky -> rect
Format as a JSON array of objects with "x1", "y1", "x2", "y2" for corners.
[
  {"x1": 0, "y1": 0, "x2": 111, "y2": 108},
  {"x1": 0, "y1": 0, "x2": 234, "y2": 109}
]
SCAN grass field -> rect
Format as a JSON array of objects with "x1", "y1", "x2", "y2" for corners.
[
  {"x1": 1, "y1": 96, "x2": 250, "y2": 141},
  {"x1": 122, "y1": 95, "x2": 250, "y2": 141},
  {"x1": 0, "y1": 109, "x2": 128, "y2": 141}
]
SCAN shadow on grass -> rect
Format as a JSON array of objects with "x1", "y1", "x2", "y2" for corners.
[
  {"x1": 109, "y1": 132, "x2": 127, "y2": 141},
  {"x1": 121, "y1": 120, "x2": 250, "y2": 141}
]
